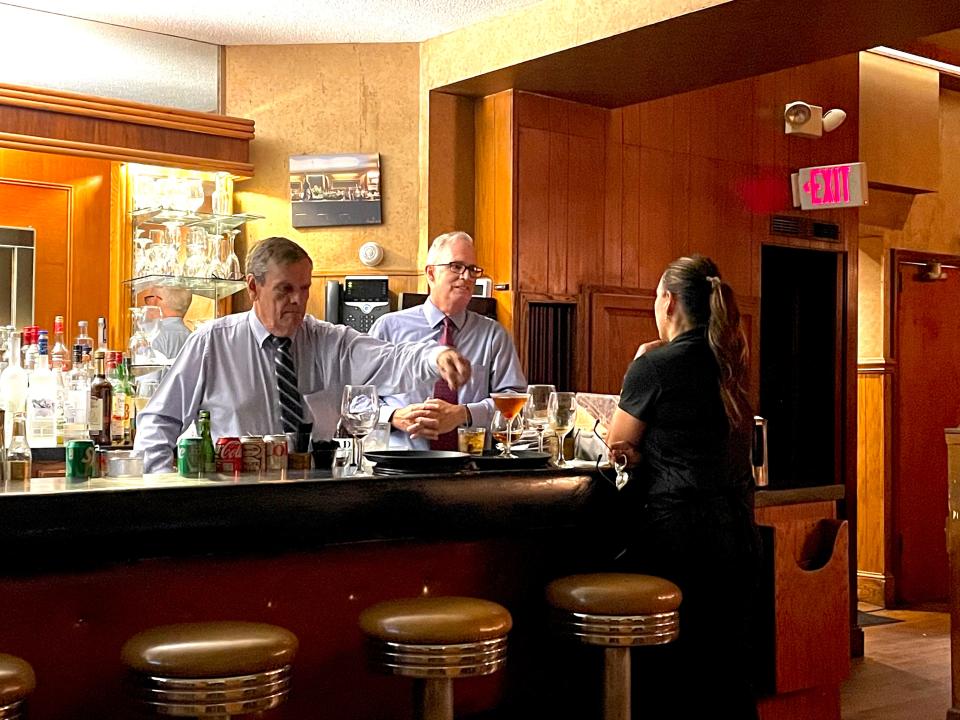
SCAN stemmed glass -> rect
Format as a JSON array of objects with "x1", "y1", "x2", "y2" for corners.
[
  {"x1": 183, "y1": 179, "x2": 205, "y2": 218},
  {"x1": 490, "y1": 410, "x2": 522, "y2": 456},
  {"x1": 548, "y1": 391, "x2": 578, "y2": 467},
  {"x1": 340, "y1": 384, "x2": 378, "y2": 470},
  {"x1": 223, "y1": 230, "x2": 242, "y2": 279},
  {"x1": 524, "y1": 384, "x2": 555, "y2": 453},
  {"x1": 183, "y1": 227, "x2": 209, "y2": 277},
  {"x1": 490, "y1": 391, "x2": 529, "y2": 458}
]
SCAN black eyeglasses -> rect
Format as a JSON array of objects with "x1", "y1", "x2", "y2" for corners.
[
  {"x1": 430, "y1": 262, "x2": 484, "y2": 278},
  {"x1": 590, "y1": 418, "x2": 630, "y2": 491}
]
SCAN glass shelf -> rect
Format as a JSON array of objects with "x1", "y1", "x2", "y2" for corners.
[
  {"x1": 123, "y1": 275, "x2": 247, "y2": 302},
  {"x1": 130, "y1": 208, "x2": 264, "y2": 233}
]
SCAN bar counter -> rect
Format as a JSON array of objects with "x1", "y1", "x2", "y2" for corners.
[{"x1": 0, "y1": 467, "x2": 843, "y2": 719}]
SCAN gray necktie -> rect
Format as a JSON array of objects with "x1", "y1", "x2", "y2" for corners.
[{"x1": 272, "y1": 335, "x2": 304, "y2": 434}]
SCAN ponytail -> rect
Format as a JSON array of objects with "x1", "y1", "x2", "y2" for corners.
[{"x1": 707, "y1": 278, "x2": 750, "y2": 431}]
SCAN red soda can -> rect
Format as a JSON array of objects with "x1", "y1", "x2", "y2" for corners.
[
  {"x1": 239, "y1": 435, "x2": 265, "y2": 473},
  {"x1": 264, "y1": 434, "x2": 289, "y2": 471},
  {"x1": 215, "y1": 436, "x2": 242, "y2": 474}
]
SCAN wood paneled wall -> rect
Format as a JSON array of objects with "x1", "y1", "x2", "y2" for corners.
[
  {"x1": 0, "y1": 148, "x2": 111, "y2": 337},
  {"x1": 474, "y1": 90, "x2": 515, "y2": 332},
  {"x1": 857, "y1": 362, "x2": 895, "y2": 607}
]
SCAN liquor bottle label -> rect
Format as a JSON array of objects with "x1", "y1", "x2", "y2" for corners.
[{"x1": 88, "y1": 398, "x2": 103, "y2": 431}]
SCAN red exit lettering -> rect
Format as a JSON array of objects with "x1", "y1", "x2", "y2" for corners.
[{"x1": 802, "y1": 165, "x2": 851, "y2": 205}]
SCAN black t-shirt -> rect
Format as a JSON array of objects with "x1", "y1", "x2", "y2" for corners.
[{"x1": 618, "y1": 327, "x2": 753, "y2": 511}]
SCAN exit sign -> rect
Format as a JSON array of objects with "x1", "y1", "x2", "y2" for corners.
[{"x1": 791, "y1": 162, "x2": 868, "y2": 210}]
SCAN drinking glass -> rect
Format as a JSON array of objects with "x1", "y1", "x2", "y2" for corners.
[
  {"x1": 183, "y1": 179, "x2": 205, "y2": 216},
  {"x1": 223, "y1": 230, "x2": 242, "y2": 279},
  {"x1": 548, "y1": 391, "x2": 578, "y2": 467},
  {"x1": 340, "y1": 384, "x2": 378, "y2": 469},
  {"x1": 490, "y1": 391, "x2": 529, "y2": 458},
  {"x1": 489, "y1": 411, "x2": 522, "y2": 457},
  {"x1": 524, "y1": 384, "x2": 555, "y2": 452}
]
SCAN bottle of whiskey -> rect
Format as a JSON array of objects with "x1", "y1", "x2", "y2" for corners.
[{"x1": 88, "y1": 356, "x2": 112, "y2": 447}]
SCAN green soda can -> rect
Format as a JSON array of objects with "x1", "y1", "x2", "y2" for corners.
[
  {"x1": 65, "y1": 440, "x2": 96, "y2": 480},
  {"x1": 177, "y1": 438, "x2": 203, "y2": 477}
]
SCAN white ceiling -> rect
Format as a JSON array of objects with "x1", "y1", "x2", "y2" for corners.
[{"x1": 1, "y1": 0, "x2": 545, "y2": 44}]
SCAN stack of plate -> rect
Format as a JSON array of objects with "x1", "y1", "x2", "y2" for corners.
[{"x1": 364, "y1": 450, "x2": 472, "y2": 476}]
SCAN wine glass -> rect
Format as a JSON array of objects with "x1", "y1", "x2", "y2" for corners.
[
  {"x1": 183, "y1": 179, "x2": 205, "y2": 217},
  {"x1": 490, "y1": 391, "x2": 529, "y2": 458},
  {"x1": 524, "y1": 384, "x2": 555, "y2": 453},
  {"x1": 340, "y1": 384, "x2": 378, "y2": 470},
  {"x1": 128, "y1": 307, "x2": 151, "y2": 363},
  {"x1": 548, "y1": 391, "x2": 578, "y2": 467},
  {"x1": 223, "y1": 230, "x2": 242, "y2": 279},
  {"x1": 490, "y1": 410, "x2": 523, "y2": 457}
]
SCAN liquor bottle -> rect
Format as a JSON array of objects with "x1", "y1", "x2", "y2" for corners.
[
  {"x1": 197, "y1": 409, "x2": 215, "y2": 474},
  {"x1": 0, "y1": 331, "x2": 27, "y2": 447},
  {"x1": 106, "y1": 352, "x2": 126, "y2": 445},
  {"x1": 96, "y1": 317, "x2": 108, "y2": 354},
  {"x1": 63, "y1": 345, "x2": 91, "y2": 443},
  {"x1": 22, "y1": 326, "x2": 38, "y2": 372},
  {"x1": 88, "y1": 356, "x2": 112, "y2": 446},
  {"x1": 74, "y1": 320, "x2": 94, "y2": 361},
  {"x1": 50, "y1": 315, "x2": 70, "y2": 372},
  {"x1": 6, "y1": 411, "x2": 31, "y2": 484},
  {"x1": 26, "y1": 330, "x2": 58, "y2": 447}
]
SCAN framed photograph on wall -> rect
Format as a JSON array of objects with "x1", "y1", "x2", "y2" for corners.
[{"x1": 289, "y1": 153, "x2": 382, "y2": 228}]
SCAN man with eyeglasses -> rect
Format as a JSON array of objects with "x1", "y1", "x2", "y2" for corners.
[{"x1": 369, "y1": 231, "x2": 526, "y2": 450}]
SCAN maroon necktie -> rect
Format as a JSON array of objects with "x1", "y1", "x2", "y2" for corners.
[{"x1": 431, "y1": 316, "x2": 459, "y2": 450}]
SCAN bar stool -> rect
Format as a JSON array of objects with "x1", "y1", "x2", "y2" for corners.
[
  {"x1": 359, "y1": 596, "x2": 512, "y2": 720},
  {"x1": 0, "y1": 654, "x2": 35, "y2": 719},
  {"x1": 546, "y1": 573, "x2": 681, "y2": 720},
  {"x1": 121, "y1": 621, "x2": 298, "y2": 718}
]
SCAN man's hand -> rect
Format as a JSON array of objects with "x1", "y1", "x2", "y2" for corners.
[
  {"x1": 634, "y1": 339, "x2": 665, "y2": 359},
  {"x1": 391, "y1": 399, "x2": 467, "y2": 439},
  {"x1": 437, "y1": 348, "x2": 471, "y2": 391}
]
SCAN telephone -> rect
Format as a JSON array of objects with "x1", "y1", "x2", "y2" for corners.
[{"x1": 324, "y1": 276, "x2": 390, "y2": 333}]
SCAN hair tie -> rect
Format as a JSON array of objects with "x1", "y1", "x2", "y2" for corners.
[{"x1": 707, "y1": 275, "x2": 721, "y2": 289}]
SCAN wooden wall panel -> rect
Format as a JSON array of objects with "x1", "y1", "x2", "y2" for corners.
[
  {"x1": 566, "y1": 137, "x2": 604, "y2": 295},
  {"x1": 474, "y1": 90, "x2": 514, "y2": 333},
  {"x1": 0, "y1": 148, "x2": 111, "y2": 338},
  {"x1": 587, "y1": 289, "x2": 657, "y2": 394},
  {"x1": 547, "y1": 133, "x2": 569, "y2": 295},
  {"x1": 428, "y1": 93, "x2": 476, "y2": 241},
  {"x1": 603, "y1": 111, "x2": 623, "y2": 287},
  {"x1": 516, "y1": 127, "x2": 550, "y2": 294}
]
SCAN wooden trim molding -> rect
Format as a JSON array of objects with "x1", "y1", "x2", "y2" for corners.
[
  {"x1": 858, "y1": 359, "x2": 896, "y2": 374},
  {"x1": 0, "y1": 83, "x2": 253, "y2": 139},
  {"x1": 0, "y1": 131, "x2": 253, "y2": 176}
]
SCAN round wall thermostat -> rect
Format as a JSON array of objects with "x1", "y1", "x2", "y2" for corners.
[{"x1": 359, "y1": 241, "x2": 384, "y2": 267}]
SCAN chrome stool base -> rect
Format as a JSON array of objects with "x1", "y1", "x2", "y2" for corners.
[
  {"x1": 0, "y1": 700, "x2": 24, "y2": 720},
  {"x1": 128, "y1": 665, "x2": 292, "y2": 718}
]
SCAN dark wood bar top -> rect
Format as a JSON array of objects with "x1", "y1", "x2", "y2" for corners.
[{"x1": 755, "y1": 484, "x2": 845, "y2": 507}]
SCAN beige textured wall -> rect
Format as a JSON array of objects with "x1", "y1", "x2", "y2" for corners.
[
  {"x1": 858, "y1": 87, "x2": 960, "y2": 361},
  {"x1": 224, "y1": 43, "x2": 421, "y2": 291}
]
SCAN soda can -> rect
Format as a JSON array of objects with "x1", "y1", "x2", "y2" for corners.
[
  {"x1": 215, "y1": 436, "x2": 243, "y2": 474},
  {"x1": 178, "y1": 437, "x2": 203, "y2": 477},
  {"x1": 240, "y1": 435, "x2": 265, "y2": 473},
  {"x1": 66, "y1": 440, "x2": 96, "y2": 480},
  {"x1": 264, "y1": 434, "x2": 289, "y2": 471}
]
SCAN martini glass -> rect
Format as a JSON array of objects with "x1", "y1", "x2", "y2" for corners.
[{"x1": 490, "y1": 392, "x2": 529, "y2": 458}]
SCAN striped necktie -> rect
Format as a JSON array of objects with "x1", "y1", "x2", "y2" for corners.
[
  {"x1": 431, "y1": 317, "x2": 459, "y2": 451},
  {"x1": 272, "y1": 335, "x2": 304, "y2": 434}
]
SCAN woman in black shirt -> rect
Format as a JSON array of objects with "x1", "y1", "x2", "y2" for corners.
[{"x1": 607, "y1": 254, "x2": 760, "y2": 719}]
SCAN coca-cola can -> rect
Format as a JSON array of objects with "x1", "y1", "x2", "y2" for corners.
[
  {"x1": 215, "y1": 436, "x2": 243, "y2": 474},
  {"x1": 239, "y1": 435, "x2": 265, "y2": 473},
  {"x1": 264, "y1": 434, "x2": 289, "y2": 471}
]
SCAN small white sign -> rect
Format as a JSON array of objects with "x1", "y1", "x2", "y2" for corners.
[{"x1": 791, "y1": 162, "x2": 868, "y2": 210}]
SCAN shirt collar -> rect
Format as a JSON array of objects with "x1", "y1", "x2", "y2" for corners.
[
  {"x1": 247, "y1": 310, "x2": 275, "y2": 349},
  {"x1": 422, "y1": 297, "x2": 467, "y2": 331}
]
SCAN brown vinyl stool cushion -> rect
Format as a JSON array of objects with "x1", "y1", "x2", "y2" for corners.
[
  {"x1": 121, "y1": 621, "x2": 298, "y2": 678},
  {"x1": 359, "y1": 596, "x2": 512, "y2": 645},
  {"x1": 0, "y1": 654, "x2": 35, "y2": 705},
  {"x1": 546, "y1": 573, "x2": 682, "y2": 616}
]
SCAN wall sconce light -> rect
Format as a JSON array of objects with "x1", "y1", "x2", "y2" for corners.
[{"x1": 784, "y1": 101, "x2": 847, "y2": 138}]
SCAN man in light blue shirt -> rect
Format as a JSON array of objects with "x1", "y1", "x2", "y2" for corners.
[
  {"x1": 368, "y1": 231, "x2": 526, "y2": 449},
  {"x1": 134, "y1": 236, "x2": 471, "y2": 473}
]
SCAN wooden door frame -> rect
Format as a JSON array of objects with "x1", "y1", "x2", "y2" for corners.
[{"x1": 888, "y1": 248, "x2": 960, "y2": 604}]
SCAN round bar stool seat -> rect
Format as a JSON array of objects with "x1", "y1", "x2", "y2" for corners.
[
  {"x1": 121, "y1": 621, "x2": 298, "y2": 718},
  {"x1": 0, "y1": 654, "x2": 35, "y2": 720},
  {"x1": 359, "y1": 596, "x2": 512, "y2": 720},
  {"x1": 546, "y1": 574, "x2": 681, "y2": 720}
]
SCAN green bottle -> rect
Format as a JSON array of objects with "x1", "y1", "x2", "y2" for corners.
[{"x1": 197, "y1": 409, "x2": 216, "y2": 475}]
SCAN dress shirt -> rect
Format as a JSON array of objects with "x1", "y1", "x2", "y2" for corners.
[
  {"x1": 368, "y1": 297, "x2": 527, "y2": 450},
  {"x1": 151, "y1": 316, "x2": 192, "y2": 361},
  {"x1": 134, "y1": 310, "x2": 446, "y2": 473}
]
